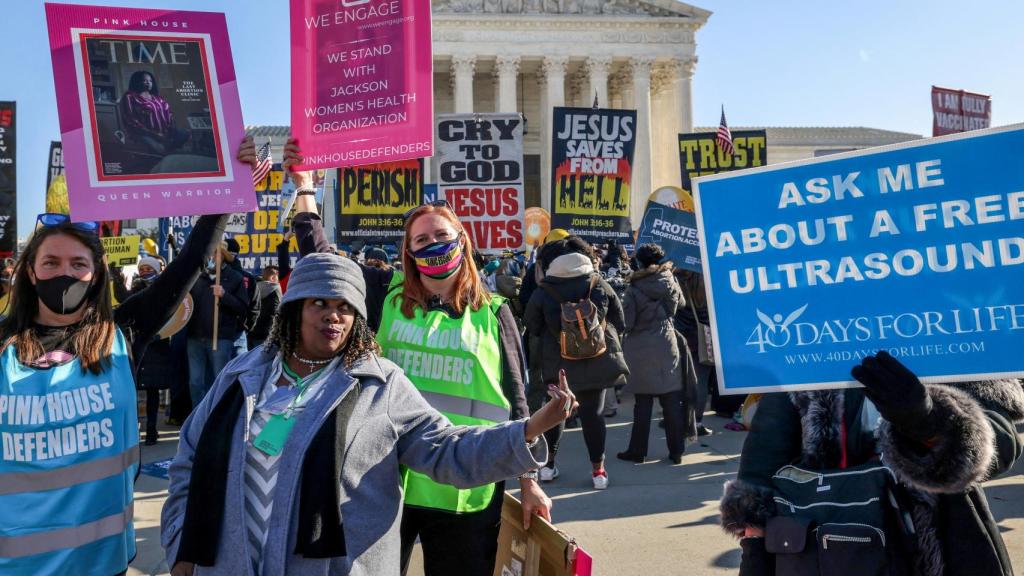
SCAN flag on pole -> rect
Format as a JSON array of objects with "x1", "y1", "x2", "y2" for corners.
[
  {"x1": 716, "y1": 106, "x2": 734, "y2": 156},
  {"x1": 252, "y1": 140, "x2": 273, "y2": 186}
]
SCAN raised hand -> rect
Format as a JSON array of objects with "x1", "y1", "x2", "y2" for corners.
[
  {"x1": 851, "y1": 350, "x2": 936, "y2": 442},
  {"x1": 237, "y1": 135, "x2": 257, "y2": 168},
  {"x1": 525, "y1": 369, "x2": 578, "y2": 442},
  {"x1": 282, "y1": 138, "x2": 313, "y2": 190}
]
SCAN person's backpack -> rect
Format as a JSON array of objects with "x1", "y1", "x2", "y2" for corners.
[{"x1": 540, "y1": 275, "x2": 608, "y2": 360}]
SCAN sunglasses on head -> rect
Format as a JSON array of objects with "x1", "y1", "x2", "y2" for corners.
[
  {"x1": 36, "y1": 213, "x2": 100, "y2": 233},
  {"x1": 402, "y1": 200, "x2": 454, "y2": 220}
]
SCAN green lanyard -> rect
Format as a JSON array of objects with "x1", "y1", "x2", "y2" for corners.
[
  {"x1": 280, "y1": 363, "x2": 323, "y2": 416},
  {"x1": 251, "y1": 362, "x2": 324, "y2": 457}
]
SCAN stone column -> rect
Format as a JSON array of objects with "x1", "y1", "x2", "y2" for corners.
[
  {"x1": 450, "y1": 55, "x2": 476, "y2": 114},
  {"x1": 585, "y1": 56, "x2": 611, "y2": 108},
  {"x1": 569, "y1": 72, "x2": 588, "y2": 108},
  {"x1": 629, "y1": 56, "x2": 654, "y2": 229},
  {"x1": 540, "y1": 56, "x2": 568, "y2": 213},
  {"x1": 608, "y1": 71, "x2": 627, "y2": 109},
  {"x1": 494, "y1": 54, "x2": 520, "y2": 113},
  {"x1": 673, "y1": 58, "x2": 697, "y2": 135},
  {"x1": 651, "y1": 63, "x2": 676, "y2": 189}
]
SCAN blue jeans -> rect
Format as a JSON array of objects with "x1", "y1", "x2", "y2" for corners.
[
  {"x1": 187, "y1": 337, "x2": 235, "y2": 408},
  {"x1": 233, "y1": 332, "x2": 248, "y2": 358}
]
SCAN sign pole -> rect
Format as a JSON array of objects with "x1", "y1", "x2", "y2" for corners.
[{"x1": 212, "y1": 247, "x2": 222, "y2": 351}]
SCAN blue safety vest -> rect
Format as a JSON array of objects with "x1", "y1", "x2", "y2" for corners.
[{"x1": 0, "y1": 329, "x2": 138, "y2": 575}]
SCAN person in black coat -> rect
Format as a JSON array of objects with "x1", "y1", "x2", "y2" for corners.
[
  {"x1": 673, "y1": 269, "x2": 721, "y2": 434},
  {"x1": 184, "y1": 243, "x2": 249, "y2": 407},
  {"x1": 130, "y1": 256, "x2": 189, "y2": 445},
  {"x1": 524, "y1": 236, "x2": 628, "y2": 490},
  {"x1": 720, "y1": 351, "x2": 1022, "y2": 576},
  {"x1": 222, "y1": 238, "x2": 259, "y2": 355},
  {"x1": 246, "y1": 264, "x2": 281, "y2": 350}
]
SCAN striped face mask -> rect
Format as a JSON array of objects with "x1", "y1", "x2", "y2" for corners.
[{"x1": 412, "y1": 235, "x2": 464, "y2": 279}]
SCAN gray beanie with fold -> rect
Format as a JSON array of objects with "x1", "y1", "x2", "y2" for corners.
[{"x1": 280, "y1": 252, "x2": 368, "y2": 320}]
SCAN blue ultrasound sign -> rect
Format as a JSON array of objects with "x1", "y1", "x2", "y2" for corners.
[{"x1": 694, "y1": 124, "x2": 1024, "y2": 394}]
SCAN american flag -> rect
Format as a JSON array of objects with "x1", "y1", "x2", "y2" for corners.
[
  {"x1": 716, "y1": 106, "x2": 734, "y2": 156},
  {"x1": 252, "y1": 140, "x2": 272, "y2": 186}
]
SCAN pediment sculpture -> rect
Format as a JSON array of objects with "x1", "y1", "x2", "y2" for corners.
[{"x1": 432, "y1": 0, "x2": 682, "y2": 16}]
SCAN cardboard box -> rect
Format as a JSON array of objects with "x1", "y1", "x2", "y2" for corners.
[{"x1": 493, "y1": 493, "x2": 592, "y2": 576}]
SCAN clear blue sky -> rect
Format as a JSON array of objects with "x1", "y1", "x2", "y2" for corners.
[{"x1": 7, "y1": 0, "x2": 1023, "y2": 237}]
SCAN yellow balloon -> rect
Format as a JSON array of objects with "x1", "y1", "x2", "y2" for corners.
[
  {"x1": 46, "y1": 174, "x2": 70, "y2": 215},
  {"x1": 142, "y1": 238, "x2": 158, "y2": 256}
]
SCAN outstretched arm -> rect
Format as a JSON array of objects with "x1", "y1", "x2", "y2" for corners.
[{"x1": 393, "y1": 368, "x2": 576, "y2": 488}]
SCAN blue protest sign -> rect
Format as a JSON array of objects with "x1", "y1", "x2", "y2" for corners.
[
  {"x1": 422, "y1": 183, "x2": 438, "y2": 204},
  {"x1": 635, "y1": 202, "x2": 702, "y2": 273},
  {"x1": 694, "y1": 124, "x2": 1024, "y2": 394}
]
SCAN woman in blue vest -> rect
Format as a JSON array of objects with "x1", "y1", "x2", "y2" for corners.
[
  {"x1": 279, "y1": 136, "x2": 553, "y2": 576},
  {"x1": 0, "y1": 140, "x2": 261, "y2": 575},
  {"x1": 0, "y1": 213, "x2": 226, "y2": 575}
]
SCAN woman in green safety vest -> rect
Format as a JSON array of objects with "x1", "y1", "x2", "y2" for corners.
[
  {"x1": 282, "y1": 136, "x2": 554, "y2": 576},
  {"x1": 0, "y1": 210, "x2": 229, "y2": 575}
]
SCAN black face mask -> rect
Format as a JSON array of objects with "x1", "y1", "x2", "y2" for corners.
[{"x1": 35, "y1": 275, "x2": 92, "y2": 315}]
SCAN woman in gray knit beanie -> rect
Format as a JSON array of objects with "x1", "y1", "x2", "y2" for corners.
[{"x1": 162, "y1": 249, "x2": 577, "y2": 576}]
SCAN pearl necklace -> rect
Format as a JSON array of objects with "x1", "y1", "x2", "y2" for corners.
[{"x1": 291, "y1": 351, "x2": 333, "y2": 367}]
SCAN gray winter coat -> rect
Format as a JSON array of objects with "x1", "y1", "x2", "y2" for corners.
[
  {"x1": 161, "y1": 346, "x2": 547, "y2": 576},
  {"x1": 622, "y1": 264, "x2": 684, "y2": 396}
]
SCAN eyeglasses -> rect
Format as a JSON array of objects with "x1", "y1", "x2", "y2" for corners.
[
  {"x1": 402, "y1": 200, "x2": 455, "y2": 220},
  {"x1": 36, "y1": 213, "x2": 99, "y2": 233}
]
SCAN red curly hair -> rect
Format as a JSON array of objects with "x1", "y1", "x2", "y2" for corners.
[{"x1": 396, "y1": 204, "x2": 489, "y2": 318}]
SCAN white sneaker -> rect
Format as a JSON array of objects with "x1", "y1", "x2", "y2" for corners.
[
  {"x1": 592, "y1": 470, "x2": 609, "y2": 490},
  {"x1": 540, "y1": 465, "x2": 559, "y2": 482}
]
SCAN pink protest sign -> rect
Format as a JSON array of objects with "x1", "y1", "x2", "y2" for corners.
[
  {"x1": 290, "y1": 0, "x2": 433, "y2": 170},
  {"x1": 45, "y1": 3, "x2": 255, "y2": 222}
]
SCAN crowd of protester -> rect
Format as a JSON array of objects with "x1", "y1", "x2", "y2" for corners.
[{"x1": 0, "y1": 136, "x2": 1019, "y2": 576}]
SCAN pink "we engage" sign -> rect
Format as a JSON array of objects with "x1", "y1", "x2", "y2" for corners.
[
  {"x1": 45, "y1": 3, "x2": 255, "y2": 222},
  {"x1": 290, "y1": 0, "x2": 434, "y2": 170}
]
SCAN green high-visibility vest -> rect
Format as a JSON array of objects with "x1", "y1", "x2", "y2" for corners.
[{"x1": 377, "y1": 273, "x2": 509, "y2": 513}]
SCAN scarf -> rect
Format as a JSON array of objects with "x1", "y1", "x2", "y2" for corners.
[{"x1": 175, "y1": 379, "x2": 360, "y2": 566}]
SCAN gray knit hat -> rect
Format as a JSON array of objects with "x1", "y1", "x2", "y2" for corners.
[{"x1": 280, "y1": 252, "x2": 368, "y2": 320}]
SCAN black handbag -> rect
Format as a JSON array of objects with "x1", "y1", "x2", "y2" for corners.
[{"x1": 766, "y1": 462, "x2": 911, "y2": 576}]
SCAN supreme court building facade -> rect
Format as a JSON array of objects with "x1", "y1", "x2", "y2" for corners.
[{"x1": 429, "y1": 0, "x2": 707, "y2": 226}]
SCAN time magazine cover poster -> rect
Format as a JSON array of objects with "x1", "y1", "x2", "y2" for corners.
[{"x1": 45, "y1": 3, "x2": 255, "y2": 221}]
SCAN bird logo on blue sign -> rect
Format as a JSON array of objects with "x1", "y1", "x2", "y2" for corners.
[{"x1": 751, "y1": 304, "x2": 808, "y2": 350}]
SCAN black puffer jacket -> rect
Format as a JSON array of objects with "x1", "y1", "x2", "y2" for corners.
[
  {"x1": 524, "y1": 272, "x2": 628, "y2": 392},
  {"x1": 129, "y1": 277, "x2": 182, "y2": 391},
  {"x1": 248, "y1": 280, "x2": 281, "y2": 342},
  {"x1": 720, "y1": 380, "x2": 1024, "y2": 576}
]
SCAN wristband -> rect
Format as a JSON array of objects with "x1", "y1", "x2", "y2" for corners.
[
  {"x1": 518, "y1": 470, "x2": 539, "y2": 481},
  {"x1": 296, "y1": 189, "x2": 316, "y2": 197}
]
